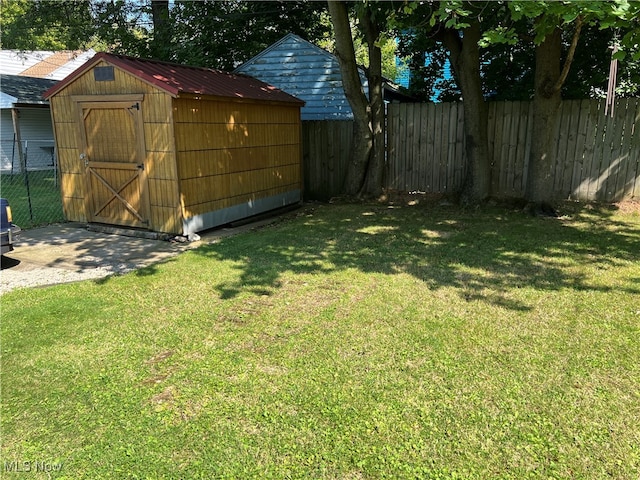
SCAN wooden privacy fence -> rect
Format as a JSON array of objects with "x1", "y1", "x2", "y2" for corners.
[
  {"x1": 302, "y1": 120, "x2": 352, "y2": 200},
  {"x1": 303, "y1": 98, "x2": 640, "y2": 202}
]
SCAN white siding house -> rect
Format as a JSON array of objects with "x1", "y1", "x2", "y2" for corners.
[
  {"x1": 1, "y1": 75, "x2": 58, "y2": 172},
  {"x1": 0, "y1": 50, "x2": 96, "y2": 172}
]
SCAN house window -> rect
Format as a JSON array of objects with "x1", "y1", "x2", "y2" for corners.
[{"x1": 94, "y1": 66, "x2": 115, "y2": 82}]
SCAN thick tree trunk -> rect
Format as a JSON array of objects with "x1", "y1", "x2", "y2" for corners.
[
  {"x1": 526, "y1": 17, "x2": 582, "y2": 205},
  {"x1": 526, "y1": 28, "x2": 562, "y2": 203},
  {"x1": 150, "y1": 0, "x2": 171, "y2": 61},
  {"x1": 359, "y1": 10, "x2": 385, "y2": 198},
  {"x1": 441, "y1": 21, "x2": 491, "y2": 204},
  {"x1": 327, "y1": 1, "x2": 373, "y2": 197}
]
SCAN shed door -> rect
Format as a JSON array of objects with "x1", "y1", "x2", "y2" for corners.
[{"x1": 78, "y1": 98, "x2": 150, "y2": 228}]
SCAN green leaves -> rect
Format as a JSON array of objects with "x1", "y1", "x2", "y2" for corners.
[
  {"x1": 429, "y1": 1, "x2": 472, "y2": 30},
  {"x1": 479, "y1": 26, "x2": 518, "y2": 48}
]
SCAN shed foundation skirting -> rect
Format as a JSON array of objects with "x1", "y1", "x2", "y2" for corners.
[{"x1": 182, "y1": 190, "x2": 301, "y2": 235}]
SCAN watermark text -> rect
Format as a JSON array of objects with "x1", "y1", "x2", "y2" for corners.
[{"x1": 4, "y1": 460, "x2": 63, "y2": 473}]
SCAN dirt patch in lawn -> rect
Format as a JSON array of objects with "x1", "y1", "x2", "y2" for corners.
[{"x1": 615, "y1": 200, "x2": 640, "y2": 215}]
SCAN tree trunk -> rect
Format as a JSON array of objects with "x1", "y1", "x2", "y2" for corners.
[
  {"x1": 150, "y1": 0, "x2": 171, "y2": 61},
  {"x1": 359, "y1": 9, "x2": 385, "y2": 198},
  {"x1": 526, "y1": 28, "x2": 562, "y2": 203},
  {"x1": 327, "y1": 0, "x2": 373, "y2": 196},
  {"x1": 441, "y1": 21, "x2": 491, "y2": 204}
]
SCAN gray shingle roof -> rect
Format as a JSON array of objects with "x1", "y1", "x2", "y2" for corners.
[{"x1": 1, "y1": 75, "x2": 57, "y2": 106}]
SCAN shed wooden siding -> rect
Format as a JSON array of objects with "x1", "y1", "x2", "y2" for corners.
[
  {"x1": 50, "y1": 59, "x2": 182, "y2": 232},
  {"x1": 173, "y1": 97, "x2": 302, "y2": 219}
]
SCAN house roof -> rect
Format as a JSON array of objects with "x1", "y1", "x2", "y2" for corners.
[
  {"x1": 0, "y1": 50, "x2": 96, "y2": 80},
  {"x1": 235, "y1": 33, "x2": 360, "y2": 120},
  {"x1": 234, "y1": 33, "x2": 413, "y2": 120},
  {"x1": 43, "y1": 52, "x2": 305, "y2": 106},
  {"x1": 0, "y1": 74, "x2": 58, "y2": 108}
]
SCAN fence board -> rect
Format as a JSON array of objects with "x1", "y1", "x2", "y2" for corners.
[
  {"x1": 562, "y1": 100, "x2": 581, "y2": 196},
  {"x1": 487, "y1": 102, "x2": 498, "y2": 194},
  {"x1": 598, "y1": 102, "x2": 621, "y2": 200},
  {"x1": 446, "y1": 102, "x2": 456, "y2": 191},
  {"x1": 303, "y1": 99, "x2": 639, "y2": 202},
  {"x1": 500, "y1": 101, "x2": 514, "y2": 195},
  {"x1": 302, "y1": 120, "x2": 353, "y2": 201},
  {"x1": 426, "y1": 103, "x2": 437, "y2": 191},
  {"x1": 436, "y1": 103, "x2": 453, "y2": 193},
  {"x1": 610, "y1": 99, "x2": 631, "y2": 200},
  {"x1": 386, "y1": 99, "x2": 639, "y2": 201},
  {"x1": 506, "y1": 102, "x2": 520, "y2": 194},
  {"x1": 454, "y1": 105, "x2": 466, "y2": 188},
  {"x1": 513, "y1": 101, "x2": 529, "y2": 195},
  {"x1": 387, "y1": 103, "x2": 399, "y2": 189},
  {"x1": 570, "y1": 99, "x2": 591, "y2": 199},
  {"x1": 616, "y1": 99, "x2": 634, "y2": 198},
  {"x1": 631, "y1": 99, "x2": 640, "y2": 198},
  {"x1": 407, "y1": 103, "x2": 418, "y2": 189},
  {"x1": 599, "y1": 100, "x2": 622, "y2": 199},
  {"x1": 581, "y1": 100, "x2": 603, "y2": 199},
  {"x1": 554, "y1": 101, "x2": 571, "y2": 196},
  {"x1": 491, "y1": 102, "x2": 504, "y2": 195}
]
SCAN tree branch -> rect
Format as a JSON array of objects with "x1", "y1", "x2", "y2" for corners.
[
  {"x1": 327, "y1": 0, "x2": 369, "y2": 119},
  {"x1": 438, "y1": 27, "x2": 463, "y2": 87},
  {"x1": 551, "y1": 15, "x2": 583, "y2": 94}
]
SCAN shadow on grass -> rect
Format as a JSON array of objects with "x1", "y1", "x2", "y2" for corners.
[{"x1": 190, "y1": 202, "x2": 640, "y2": 311}]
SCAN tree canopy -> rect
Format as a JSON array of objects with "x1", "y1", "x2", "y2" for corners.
[
  {"x1": 0, "y1": 0, "x2": 332, "y2": 69},
  {"x1": 169, "y1": 0, "x2": 331, "y2": 69},
  {"x1": 0, "y1": 0, "x2": 94, "y2": 51},
  {"x1": 396, "y1": 1, "x2": 640, "y2": 102}
]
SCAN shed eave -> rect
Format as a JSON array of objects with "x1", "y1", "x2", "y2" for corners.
[
  {"x1": 43, "y1": 52, "x2": 105, "y2": 99},
  {"x1": 107, "y1": 61, "x2": 181, "y2": 97},
  {"x1": 43, "y1": 52, "x2": 180, "y2": 99},
  {"x1": 43, "y1": 52, "x2": 304, "y2": 105},
  {"x1": 178, "y1": 91, "x2": 305, "y2": 107},
  {"x1": 5, "y1": 102, "x2": 50, "y2": 109}
]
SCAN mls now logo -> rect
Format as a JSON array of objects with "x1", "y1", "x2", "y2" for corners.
[{"x1": 4, "y1": 460, "x2": 63, "y2": 473}]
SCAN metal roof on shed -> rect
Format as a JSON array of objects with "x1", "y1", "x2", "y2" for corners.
[{"x1": 43, "y1": 52, "x2": 304, "y2": 105}]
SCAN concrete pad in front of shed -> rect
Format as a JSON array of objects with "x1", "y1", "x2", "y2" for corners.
[
  {"x1": 0, "y1": 223, "x2": 192, "y2": 293},
  {"x1": 0, "y1": 209, "x2": 296, "y2": 294}
]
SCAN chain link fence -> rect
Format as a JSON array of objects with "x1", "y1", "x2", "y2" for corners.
[{"x1": 0, "y1": 139, "x2": 64, "y2": 228}]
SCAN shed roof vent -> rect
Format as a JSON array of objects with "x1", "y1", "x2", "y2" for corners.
[{"x1": 94, "y1": 66, "x2": 115, "y2": 82}]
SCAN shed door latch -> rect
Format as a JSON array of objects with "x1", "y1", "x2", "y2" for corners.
[{"x1": 129, "y1": 102, "x2": 140, "y2": 111}]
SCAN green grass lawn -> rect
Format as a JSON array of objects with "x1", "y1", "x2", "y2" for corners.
[
  {"x1": 0, "y1": 171, "x2": 65, "y2": 227},
  {"x1": 1, "y1": 202, "x2": 639, "y2": 479}
]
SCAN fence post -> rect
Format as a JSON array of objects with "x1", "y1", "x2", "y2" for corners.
[
  {"x1": 10, "y1": 108, "x2": 25, "y2": 174},
  {"x1": 23, "y1": 141, "x2": 34, "y2": 222},
  {"x1": 11, "y1": 133, "x2": 16, "y2": 175}
]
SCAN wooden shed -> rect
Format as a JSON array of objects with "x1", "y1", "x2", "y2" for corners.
[{"x1": 43, "y1": 53, "x2": 304, "y2": 235}]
